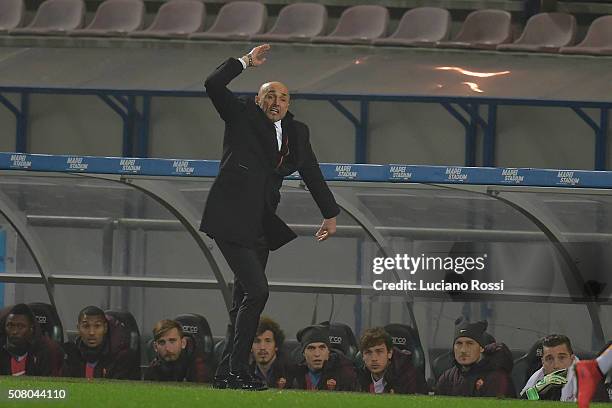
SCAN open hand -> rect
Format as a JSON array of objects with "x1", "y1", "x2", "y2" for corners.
[
  {"x1": 315, "y1": 217, "x2": 336, "y2": 242},
  {"x1": 247, "y1": 44, "x2": 270, "y2": 67}
]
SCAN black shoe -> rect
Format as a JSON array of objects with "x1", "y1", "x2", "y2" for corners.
[
  {"x1": 212, "y1": 374, "x2": 229, "y2": 389},
  {"x1": 227, "y1": 372, "x2": 267, "y2": 391}
]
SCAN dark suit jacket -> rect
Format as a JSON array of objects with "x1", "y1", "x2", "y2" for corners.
[{"x1": 200, "y1": 58, "x2": 340, "y2": 250}]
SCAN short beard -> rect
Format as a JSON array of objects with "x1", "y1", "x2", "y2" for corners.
[{"x1": 5, "y1": 337, "x2": 31, "y2": 356}]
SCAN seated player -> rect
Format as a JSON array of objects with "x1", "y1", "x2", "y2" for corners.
[
  {"x1": 436, "y1": 320, "x2": 515, "y2": 398},
  {"x1": 0, "y1": 303, "x2": 63, "y2": 376},
  {"x1": 250, "y1": 317, "x2": 291, "y2": 388},
  {"x1": 289, "y1": 324, "x2": 358, "y2": 391},
  {"x1": 358, "y1": 327, "x2": 427, "y2": 394},
  {"x1": 520, "y1": 334, "x2": 606, "y2": 402},
  {"x1": 144, "y1": 319, "x2": 209, "y2": 382},
  {"x1": 62, "y1": 306, "x2": 140, "y2": 379}
]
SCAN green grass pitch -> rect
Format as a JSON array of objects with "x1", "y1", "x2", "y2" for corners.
[{"x1": 0, "y1": 376, "x2": 608, "y2": 408}]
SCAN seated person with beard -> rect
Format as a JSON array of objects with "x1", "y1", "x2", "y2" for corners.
[
  {"x1": 0, "y1": 303, "x2": 63, "y2": 376},
  {"x1": 250, "y1": 317, "x2": 291, "y2": 389},
  {"x1": 144, "y1": 319, "x2": 209, "y2": 382},
  {"x1": 62, "y1": 306, "x2": 140, "y2": 379}
]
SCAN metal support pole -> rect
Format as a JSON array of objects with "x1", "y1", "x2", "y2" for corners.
[
  {"x1": 572, "y1": 107, "x2": 608, "y2": 170},
  {"x1": 98, "y1": 94, "x2": 147, "y2": 158},
  {"x1": 0, "y1": 93, "x2": 21, "y2": 152},
  {"x1": 597, "y1": 108, "x2": 609, "y2": 170},
  {"x1": 356, "y1": 100, "x2": 368, "y2": 163},
  {"x1": 484, "y1": 104, "x2": 498, "y2": 167},
  {"x1": 468, "y1": 108, "x2": 477, "y2": 166},
  {"x1": 138, "y1": 96, "x2": 151, "y2": 157},
  {"x1": 125, "y1": 95, "x2": 137, "y2": 157},
  {"x1": 328, "y1": 99, "x2": 369, "y2": 163},
  {"x1": 17, "y1": 93, "x2": 29, "y2": 153},
  {"x1": 441, "y1": 102, "x2": 476, "y2": 166}
]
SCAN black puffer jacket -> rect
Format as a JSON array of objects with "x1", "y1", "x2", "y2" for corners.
[{"x1": 436, "y1": 342, "x2": 516, "y2": 398}]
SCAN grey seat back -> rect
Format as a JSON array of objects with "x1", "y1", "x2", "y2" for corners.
[
  {"x1": 84, "y1": 0, "x2": 144, "y2": 31},
  {"x1": 452, "y1": 9, "x2": 511, "y2": 44},
  {"x1": 391, "y1": 7, "x2": 450, "y2": 42},
  {"x1": 327, "y1": 5, "x2": 388, "y2": 39},
  {"x1": 578, "y1": 15, "x2": 612, "y2": 47},
  {"x1": 146, "y1": 0, "x2": 204, "y2": 33},
  {"x1": 515, "y1": 12, "x2": 576, "y2": 46},
  {"x1": 26, "y1": 0, "x2": 85, "y2": 30},
  {"x1": 206, "y1": 1, "x2": 266, "y2": 35},
  {"x1": 0, "y1": 0, "x2": 25, "y2": 30},
  {"x1": 264, "y1": 3, "x2": 326, "y2": 37}
]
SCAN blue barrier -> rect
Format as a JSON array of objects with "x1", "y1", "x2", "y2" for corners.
[{"x1": 2, "y1": 151, "x2": 612, "y2": 189}]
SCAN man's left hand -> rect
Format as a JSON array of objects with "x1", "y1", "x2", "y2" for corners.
[{"x1": 315, "y1": 217, "x2": 336, "y2": 242}]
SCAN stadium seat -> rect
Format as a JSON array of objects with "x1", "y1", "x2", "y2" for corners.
[
  {"x1": 497, "y1": 12, "x2": 576, "y2": 53},
  {"x1": 188, "y1": 1, "x2": 266, "y2": 41},
  {"x1": 141, "y1": 333, "x2": 155, "y2": 366},
  {"x1": 9, "y1": 0, "x2": 85, "y2": 36},
  {"x1": 27, "y1": 302, "x2": 64, "y2": 343},
  {"x1": 68, "y1": 0, "x2": 144, "y2": 37},
  {"x1": 311, "y1": 5, "x2": 388, "y2": 45},
  {"x1": 174, "y1": 313, "x2": 215, "y2": 366},
  {"x1": 373, "y1": 7, "x2": 451, "y2": 47},
  {"x1": 281, "y1": 338, "x2": 301, "y2": 363},
  {"x1": 436, "y1": 9, "x2": 512, "y2": 50},
  {"x1": 321, "y1": 321, "x2": 359, "y2": 361},
  {"x1": 0, "y1": 305, "x2": 12, "y2": 336},
  {"x1": 0, "y1": 0, "x2": 25, "y2": 34},
  {"x1": 128, "y1": 0, "x2": 205, "y2": 39},
  {"x1": 511, "y1": 337, "x2": 544, "y2": 394},
  {"x1": 560, "y1": 15, "x2": 612, "y2": 56},
  {"x1": 251, "y1": 3, "x2": 327, "y2": 43},
  {"x1": 384, "y1": 323, "x2": 426, "y2": 377},
  {"x1": 105, "y1": 310, "x2": 141, "y2": 355}
]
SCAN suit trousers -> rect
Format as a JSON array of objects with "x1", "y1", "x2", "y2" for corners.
[{"x1": 215, "y1": 235, "x2": 270, "y2": 375}]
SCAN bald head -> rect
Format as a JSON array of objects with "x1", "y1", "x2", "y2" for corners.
[{"x1": 255, "y1": 81, "x2": 290, "y2": 122}]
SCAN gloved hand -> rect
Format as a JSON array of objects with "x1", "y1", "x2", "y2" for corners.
[{"x1": 525, "y1": 368, "x2": 568, "y2": 400}]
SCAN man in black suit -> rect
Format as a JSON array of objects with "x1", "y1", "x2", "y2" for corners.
[{"x1": 201, "y1": 44, "x2": 340, "y2": 390}]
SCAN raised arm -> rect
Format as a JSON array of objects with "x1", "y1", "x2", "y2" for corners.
[
  {"x1": 204, "y1": 44, "x2": 270, "y2": 122},
  {"x1": 297, "y1": 126, "x2": 340, "y2": 241}
]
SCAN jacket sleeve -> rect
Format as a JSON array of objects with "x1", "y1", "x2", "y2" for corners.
[
  {"x1": 297, "y1": 124, "x2": 340, "y2": 220},
  {"x1": 143, "y1": 364, "x2": 159, "y2": 381},
  {"x1": 334, "y1": 356, "x2": 359, "y2": 391},
  {"x1": 436, "y1": 371, "x2": 451, "y2": 395},
  {"x1": 390, "y1": 355, "x2": 424, "y2": 394},
  {"x1": 481, "y1": 370, "x2": 517, "y2": 398},
  {"x1": 108, "y1": 349, "x2": 141, "y2": 380},
  {"x1": 36, "y1": 337, "x2": 64, "y2": 377},
  {"x1": 48, "y1": 340, "x2": 65, "y2": 377},
  {"x1": 204, "y1": 58, "x2": 246, "y2": 123},
  {"x1": 191, "y1": 355, "x2": 210, "y2": 383}
]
